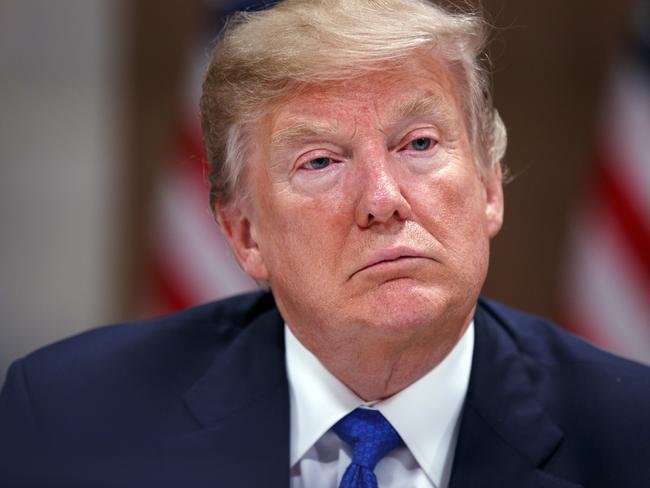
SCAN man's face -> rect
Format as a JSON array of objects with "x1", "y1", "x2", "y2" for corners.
[{"x1": 220, "y1": 58, "x2": 503, "y2": 354}]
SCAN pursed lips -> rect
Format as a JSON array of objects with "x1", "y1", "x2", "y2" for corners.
[{"x1": 350, "y1": 246, "x2": 434, "y2": 279}]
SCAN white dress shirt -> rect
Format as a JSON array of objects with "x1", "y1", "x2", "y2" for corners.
[{"x1": 285, "y1": 322, "x2": 474, "y2": 488}]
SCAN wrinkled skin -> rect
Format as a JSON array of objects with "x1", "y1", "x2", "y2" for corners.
[{"x1": 218, "y1": 57, "x2": 503, "y2": 400}]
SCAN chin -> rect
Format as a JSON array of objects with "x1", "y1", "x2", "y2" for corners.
[{"x1": 351, "y1": 281, "x2": 466, "y2": 335}]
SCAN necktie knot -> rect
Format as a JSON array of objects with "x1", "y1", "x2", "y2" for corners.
[{"x1": 333, "y1": 408, "x2": 404, "y2": 470}]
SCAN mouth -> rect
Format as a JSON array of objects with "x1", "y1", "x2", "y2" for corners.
[{"x1": 351, "y1": 247, "x2": 434, "y2": 279}]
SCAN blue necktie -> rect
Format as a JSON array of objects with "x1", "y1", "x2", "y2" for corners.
[{"x1": 332, "y1": 408, "x2": 404, "y2": 488}]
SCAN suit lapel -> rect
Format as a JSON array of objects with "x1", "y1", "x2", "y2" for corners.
[
  {"x1": 163, "y1": 305, "x2": 290, "y2": 488},
  {"x1": 449, "y1": 301, "x2": 583, "y2": 488},
  {"x1": 161, "y1": 296, "x2": 585, "y2": 487}
]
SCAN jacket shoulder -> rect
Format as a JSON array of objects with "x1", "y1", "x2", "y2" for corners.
[
  {"x1": 478, "y1": 297, "x2": 650, "y2": 424},
  {"x1": 20, "y1": 290, "x2": 273, "y2": 369},
  {"x1": 479, "y1": 297, "x2": 650, "y2": 370},
  {"x1": 1, "y1": 291, "x2": 276, "y2": 428}
]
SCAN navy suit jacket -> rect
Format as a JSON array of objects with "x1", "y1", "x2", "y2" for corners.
[{"x1": 1, "y1": 291, "x2": 649, "y2": 487}]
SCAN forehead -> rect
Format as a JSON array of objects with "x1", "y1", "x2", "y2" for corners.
[{"x1": 263, "y1": 57, "x2": 464, "y2": 137}]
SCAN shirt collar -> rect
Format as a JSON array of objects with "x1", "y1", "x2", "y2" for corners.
[{"x1": 285, "y1": 322, "x2": 474, "y2": 487}]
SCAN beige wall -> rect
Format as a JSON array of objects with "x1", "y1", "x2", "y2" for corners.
[{"x1": 0, "y1": 0, "x2": 121, "y2": 379}]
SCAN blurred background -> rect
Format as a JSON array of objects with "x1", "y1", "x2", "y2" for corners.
[{"x1": 1, "y1": 0, "x2": 649, "y2": 386}]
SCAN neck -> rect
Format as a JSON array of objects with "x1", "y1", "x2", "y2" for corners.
[{"x1": 289, "y1": 312, "x2": 473, "y2": 402}]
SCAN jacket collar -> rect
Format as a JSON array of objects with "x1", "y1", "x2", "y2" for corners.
[
  {"x1": 449, "y1": 300, "x2": 582, "y2": 488},
  {"x1": 164, "y1": 301, "x2": 290, "y2": 488}
]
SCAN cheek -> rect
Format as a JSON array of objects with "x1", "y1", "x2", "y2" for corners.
[
  {"x1": 257, "y1": 193, "x2": 346, "y2": 269},
  {"x1": 410, "y1": 169, "x2": 485, "y2": 236}
]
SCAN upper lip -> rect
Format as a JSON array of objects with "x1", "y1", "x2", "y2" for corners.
[{"x1": 351, "y1": 246, "x2": 433, "y2": 277}]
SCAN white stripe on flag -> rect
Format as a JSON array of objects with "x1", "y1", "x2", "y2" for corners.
[
  {"x1": 565, "y1": 199, "x2": 650, "y2": 364},
  {"x1": 156, "y1": 156, "x2": 256, "y2": 304}
]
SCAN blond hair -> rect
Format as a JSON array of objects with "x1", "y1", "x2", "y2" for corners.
[{"x1": 200, "y1": 0, "x2": 507, "y2": 208}]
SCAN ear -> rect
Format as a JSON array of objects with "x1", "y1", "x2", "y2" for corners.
[
  {"x1": 216, "y1": 204, "x2": 270, "y2": 281},
  {"x1": 483, "y1": 162, "x2": 504, "y2": 238}
]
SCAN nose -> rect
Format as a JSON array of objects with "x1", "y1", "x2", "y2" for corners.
[{"x1": 354, "y1": 153, "x2": 412, "y2": 228}]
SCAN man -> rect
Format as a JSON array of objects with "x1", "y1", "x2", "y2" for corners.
[{"x1": 1, "y1": 0, "x2": 649, "y2": 487}]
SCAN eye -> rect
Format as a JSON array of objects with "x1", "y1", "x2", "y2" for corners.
[
  {"x1": 407, "y1": 137, "x2": 435, "y2": 151},
  {"x1": 303, "y1": 157, "x2": 333, "y2": 170}
]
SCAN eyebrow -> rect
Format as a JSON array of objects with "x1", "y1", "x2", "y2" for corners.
[
  {"x1": 390, "y1": 93, "x2": 460, "y2": 135},
  {"x1": 270, "y1": 121, "x2": 341, "y2": 149}
]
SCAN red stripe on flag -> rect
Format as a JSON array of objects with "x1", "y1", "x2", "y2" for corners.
[
  {"x1": 595, "y1": 152, "x2": 650, "y2": 289},
  {"x1": 173, "y1": 122, "x2": 213, "y2": 208},
  {"x1": 151, "y1": 253, "x2": 194, "y2": 314},
  {"x1": 556, "y1": 308, "x2": 608, "y2": 348},
  {"x1": 176, "y1": 120, "x2": 208, "y2": 174}
]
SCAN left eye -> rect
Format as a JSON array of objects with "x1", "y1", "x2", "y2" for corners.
[
  {"x1": 303, "y1": 157, "x2": 332, "y2": 170},
  {"x1": 407, "y1": 137, "x2": 434, "y2": 151}
]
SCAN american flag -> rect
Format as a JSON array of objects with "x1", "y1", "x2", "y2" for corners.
[
  {"x1": 562, "y1": 0, "x2": 650, "y2": 364},
  {"x1": 139, "y1": 2, "x2": 275, "y2": 317}
]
